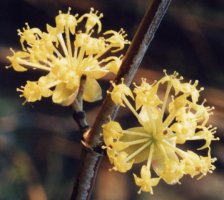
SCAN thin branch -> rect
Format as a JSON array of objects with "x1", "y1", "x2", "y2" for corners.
[
  {"x1": 70, "y1": 0, "x2": 172, "y2": 199},
  {"x1": 72, "y1": 76, "x2": 89, "y2": 134}
]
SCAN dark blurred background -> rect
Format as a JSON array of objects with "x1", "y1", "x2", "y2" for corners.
[{"x1": 0, "y1": 0, "x2": 224, "y2": 200}]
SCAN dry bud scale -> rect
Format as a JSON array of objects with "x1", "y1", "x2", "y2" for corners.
[
  {"x1": 102, "y1": 71, "x2": 219, "y2": 194},
  {"x1": 6, "y1": 8, "x2": 130, "y2": 105}
]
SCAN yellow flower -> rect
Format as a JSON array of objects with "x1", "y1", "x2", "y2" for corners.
[
  {"x1": 102, "y1": 121, "x2": 123, "y2": 146},
  {"x1": 102, "y1": 71, "x2": 218, "y2": 194},
  {"x1": 109, "y1": 79, "x2": 134, "y2": 107},
  {"x1": 17, "y1": 81, "x2": 42, "y2": 102},
  {"x1": 134, "y1": 78, "x2": 161, "y2": 109},
  {"x1": 134, "y1": 165, "x2": 160, "y2": 194},
  {"x1": 6, "y1": 7, "x2": 130, "y2": 105}
]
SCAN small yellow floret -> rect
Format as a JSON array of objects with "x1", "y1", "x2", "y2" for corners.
[
  {"x1": 17, "y1": 81, "x2": 42, "y2": 102},
  {"x1": 109, "y1": 80, "x2": 134, "y2": 107},
  {"x1": 111, "y1": 152, "x2": 134, "y2": 173},
  {"x1": 133, "y1": 165, "x2": 160, "y2": 194}
]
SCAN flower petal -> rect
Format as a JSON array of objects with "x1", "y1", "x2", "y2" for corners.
[
  {"x1": 83, "y1": 78, "x2": 102, "y2": 102},
  {"x1": 52, "y1": 83, "x2": 77, "y2": 106},
  {"x1": 121, "y1": 127, "x2": 150, "y2": 163}
]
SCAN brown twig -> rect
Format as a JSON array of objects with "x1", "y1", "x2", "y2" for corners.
[
  {"x1": 70, "y1": 0, "x2": 172, "y2": 199},
  {"x1": 72, "y1": 76, "x2": 90, "y2": 134}
]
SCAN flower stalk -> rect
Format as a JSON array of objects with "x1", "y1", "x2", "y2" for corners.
[{"x1": 72, "y1": 76, "x2": 89, "y2": 134}]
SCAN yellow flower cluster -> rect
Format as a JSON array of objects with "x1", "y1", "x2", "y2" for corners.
[
  {"x1": 103, "y1": 72, "x2": 218, "y2": 194},
  {"x1": 7, "y1": 8, "x2": 129, "y2": 105}
]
